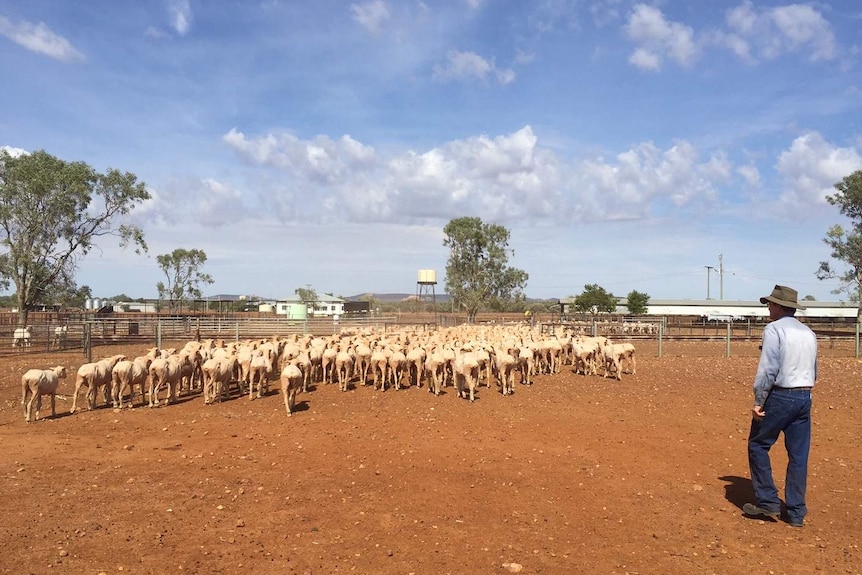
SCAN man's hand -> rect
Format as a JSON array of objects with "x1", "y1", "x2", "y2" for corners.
[{"x1": 752, "y1": 405, "x2": 766, "y2": 421}]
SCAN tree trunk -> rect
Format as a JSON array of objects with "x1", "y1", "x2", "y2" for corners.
[{"x1": 16, "y1": 293, "x2": 28, "y2": 327}]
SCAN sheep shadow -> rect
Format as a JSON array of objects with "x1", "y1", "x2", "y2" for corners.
[
  {"x1": 289, "y1": 400, "x2": 309, "y2": 413},
  {"x1": 718, "y1": 475, "x2": 754, "y2": 511}
]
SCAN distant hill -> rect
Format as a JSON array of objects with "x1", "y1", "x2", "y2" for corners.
[
  {"x1": 346, "y1": 293, "x2": 451, "y2": 303},
  {"x1": 345, "y1": 293, "x2": 558, "y2": 303}
]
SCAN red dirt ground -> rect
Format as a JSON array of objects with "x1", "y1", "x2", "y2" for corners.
[{"x1": 1, "y1": 340, "x2": 860, "y2": 575}]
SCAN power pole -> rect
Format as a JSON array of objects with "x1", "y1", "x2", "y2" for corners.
[{"x1": 719, "y1": 254, "x2": 724, "y2": 300}]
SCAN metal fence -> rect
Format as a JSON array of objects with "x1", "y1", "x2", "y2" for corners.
[{"x1": 2, "y1": 312, "x2": 859, "y2": 358}]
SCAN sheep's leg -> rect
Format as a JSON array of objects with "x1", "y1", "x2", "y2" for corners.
[
  {"x1": 286, "y1": 386, "x2": 297, "y2": 416},
  {"x1": 149, "y1": 380, "x2": 159, "y2": 407},
  {"x1": 34, "y1": 394, "x2": 43, "y2": 421},
  {"x1": 70, "y1": 385, "x2": 81, "y2": 414},
  {"x1": 49, "y1": 393, "x2": 56, "y2": 419},
  {"x1": 24, "y1": 391, "x2": 34, "y2": 423},
  {"x1": 87, "y1": 386, "x2": 97, "y2": 411}
]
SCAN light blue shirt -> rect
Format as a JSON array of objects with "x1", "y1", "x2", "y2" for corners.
[{"x1": 753, "y1": 315, "x2": 818, "y2": 406}]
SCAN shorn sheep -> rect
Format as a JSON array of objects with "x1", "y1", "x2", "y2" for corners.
[
  {"x1": 12, "y1": 327, "x2": 32, "y2": 348},
  {"x1": 71, "y1": 355, "x2": 127, "y2": 413},
  {"x1": 51, "y1": 325, "x2": 68, "y2": 349},
  {"x1": 280, "y1": 364, "x2": 303, "y2": 416},
  {"x1": 602, "y1": 343, "x2": 636, "y2": 381},
  {"x1": 21, "y1": 366, "x2": 67, "y2": 422},
  {"x1": 111, "y1": 357, "x2": 152, "y2": 408}
]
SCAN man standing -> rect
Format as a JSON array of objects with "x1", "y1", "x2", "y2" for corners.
[{"x1": 744, "y1": 285, "x2": 818, "y2": 528}]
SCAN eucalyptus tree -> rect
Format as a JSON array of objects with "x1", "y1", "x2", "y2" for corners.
[
  {"x1": 0, "y1": 149, "x2": 149, "y2": 325},
  {"x1": 443, "y1": 217, "x2": 528, "y2": 322}
]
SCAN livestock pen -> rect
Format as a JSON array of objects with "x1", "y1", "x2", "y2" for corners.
[{"x1": 1, "y1": 311, "x2": 859, "y2": 359}]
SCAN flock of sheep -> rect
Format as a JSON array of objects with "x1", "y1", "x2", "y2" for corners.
[{"x1": 20, "y1": 324, "x2": 637, "y2": 423}]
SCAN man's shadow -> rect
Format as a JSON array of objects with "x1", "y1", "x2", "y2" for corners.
[{"x1": 718, "y1": 475, "x2": 753, "y2": 511}]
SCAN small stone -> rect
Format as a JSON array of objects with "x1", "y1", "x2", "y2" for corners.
[
  {"x1": 502, "y1": 563, "x2": 523, "y2": 573},
  {"x1": 58, "y1": 550, "x2": 68, "y2": 557}
]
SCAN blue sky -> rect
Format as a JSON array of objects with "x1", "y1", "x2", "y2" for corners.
[{"x1": 1, "y1": 0, "x2": 861, "y2": 303}]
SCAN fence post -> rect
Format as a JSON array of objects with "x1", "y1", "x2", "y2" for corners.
[
  {"x1": 157, "y1": 321, "x2": 162, "y2": 350},
  {"x1": 726, "y1": 322, "x2": 731, "y2": 358},
  {"x1": 657, "y1": 323, "x2": 663, "y2": 358},
  {"x1": 856, "y1": 322, "x2": 860, "y2": 359},
  {"x1": 84, "y1": 323, "x2": 92, "y2": 363}
]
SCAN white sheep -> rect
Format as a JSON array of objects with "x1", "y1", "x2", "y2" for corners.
[
  {"x1": 453, "y1": 347, "x2": 480, "y2": 402},
  {"x1": 335, "y1": 345, "x2": 354, "y2": 392},
  {"x1": 202, "y1": 356, "x2": 237, "y2": 404},
  {"x1": 387, "y1": 347, "x2": 407, "y2": 390},
  {"x1": 71, "y1": 354, "x2": 127, "y2": 413},
  {"x1": 280, "y1": 364, "x2": 303, "y2": 416},
  {"x1": 602, "y1": 343, "x2": 637, "y2": 381},
  {"x1": 111, "y1": 357, "x2": 151, "y2": 408},
  {"x1": 494, "y1": 346, "x2": 517, "y2": 396},
  {"x1": 51, "y1": 325, "x2": 68, "y2": 349},
  {"x1": 12, "y1": 326, "x2": 32, "y2": 348},
  {"x1": 424, "y1": 346, "x2": 447, "y2": 396},
  {"x1": 248, "y1": 350, "x2": 273, "y2": 400},
  {"x1": 21, "y1": 366, "x2": 67, "y2": 422}
]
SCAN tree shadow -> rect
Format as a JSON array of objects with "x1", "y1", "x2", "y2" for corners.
[{"x1": 718, "y1": 475, "x2": 753, "y2": 511}]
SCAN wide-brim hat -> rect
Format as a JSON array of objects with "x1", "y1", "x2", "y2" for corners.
[{"x1": 760, "y1": 284, "x2": 805, "y2": 310}]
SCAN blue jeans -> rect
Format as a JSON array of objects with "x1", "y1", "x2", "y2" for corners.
[{"x1": 748, "y1": 388, "x2": 812, "y2": 523}]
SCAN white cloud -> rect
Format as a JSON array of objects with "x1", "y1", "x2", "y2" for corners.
[
  {"x1": 168, "y1": 0, "x2": 193, "y2": 36},
  {"x1": 144, "y1": 25, "x2": 168, "y2": 40},
  {"x1": 514, "y1": 49, "x2": 535, "y2": 65},
  {"x1": 590, "y1": 0, "x2": 624, "y2": 27},
  {"x1": 0, "y1": 16, "x2": 85, "y2": 62},
  {"x1": 776, "y1": 132, "x2": 862, "y2": 212},
  {"x1": 1, "y1": 145, "x2": 28, "y2": 158},
  {"x1": 223, "y1": 129, "x2": 378, "y2": 183},
  {"x1": 223, "y1": 126, "x2": 740, "y2": 226},
  {"x1": 135, "y1": 177, "x2": 250, "y2": 228},
  {"x1": 432, "y1": 50, "x2": 516, "y2": 85},
  {"x1": 624, "y1": 4, "x2": 698, "y2": 71},
  {"x1": 351, "y1": 0, "x2": 391, "y2": 35},
  {"x1": 628, "y1": 47, "x2": 661, "y2": 71},
  {"x1": 737, "y1": 164, "x2": 762, "y2": 188},
  {"x1": 716, "y1": 1, "x2": 836, "y2": 63},
  {"x1": 574, "y1": 141, "x2": 726, "y2": 219},
  {"x1": 627, "y1": 2, "x2": 838, "y2": 70}
]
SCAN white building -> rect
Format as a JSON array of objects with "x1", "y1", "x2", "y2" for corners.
[
  {"x1": 274, "y1": 294, "x2": 345, "y2": 317},
  {"x1": 559, "y1": 298, "x2": 859, "y2": 320}
]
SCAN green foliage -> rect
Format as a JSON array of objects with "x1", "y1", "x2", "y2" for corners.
[
  {"x1": 156, "y1": 248, "x2": 214, "y2": 313},
  {"x1": 0, "y1": 149, "x2": 150, "y2": 324},
  {"x1": 295, "y1": 286, "x2": 319, "y2": 305},
  {"x1": 626, "y1": 290, "x2": 651, "y2": 315},
  {"x1": 818, "y1": 170, "x2": 862, "y2": 320},
  {"x1": 573, "y1": 284, "x2": 618, "y2": 315},
  {"x1": 443, "y1": 217, "x2": 528, "y2": 322}
]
